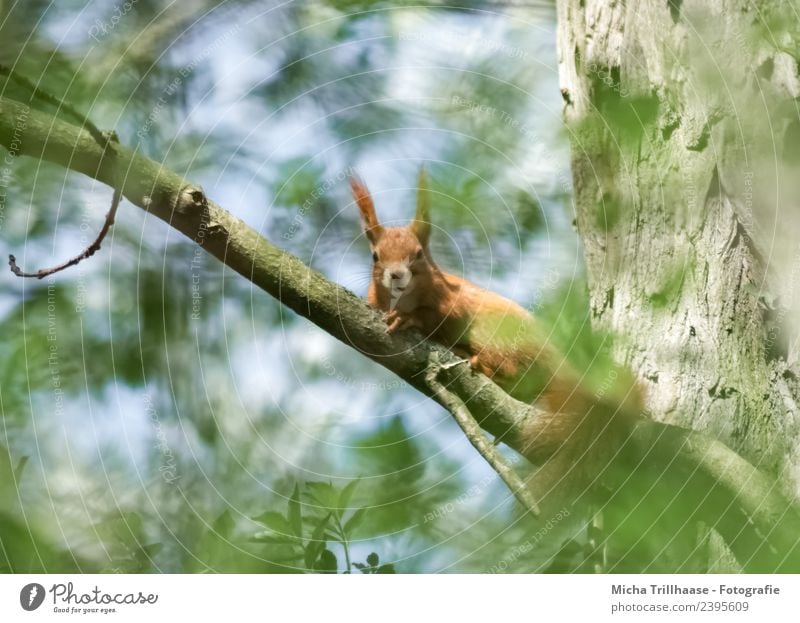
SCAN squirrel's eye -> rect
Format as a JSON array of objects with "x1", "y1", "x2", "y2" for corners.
[
  {"x1": 372, "y1": 251, "x2": 379, "y2": 263},
  {"x1": 415, "y1": 249, "x2": 424, "y2": 260}
]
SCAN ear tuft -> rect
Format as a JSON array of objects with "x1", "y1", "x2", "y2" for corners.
[
  {"x1": 350, "y1": 173, "x2": 383, "y2": 244},
  {"x1": 411, "y1": 166, "x2": 431, "y2": 246}
]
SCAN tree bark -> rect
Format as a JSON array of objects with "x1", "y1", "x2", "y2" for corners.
[
  {"x1": 1, "y1": 93, "x2": 799, "y2": 570},
  {"x1": 557, "y1": 0, "x2": 800, "y2": 568}
]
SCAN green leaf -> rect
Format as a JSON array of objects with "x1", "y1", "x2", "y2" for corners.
[
  {"x1": 187, "y1": 510, "x2": 240, "y2": 573},
  {"x1": 288, "y1": 484, "x2": 303, "y2": 538},
  {"x1": 376, "y1": 563, "x2": 396, "y2": 574},
  {"x1": 213, "y1": 510, "x2": 234, "y2": 539},
  {"x1": 315, "y1": 548, "x2": 337, "y2": 573},
  {"x1": 343, "y1": 507, "x2": 367, "y2": 536},
  {"x1": 93, "y1": 511, "x2": 144, "y2": 545},
  {"x1": 249, "y1": 531, "x2": 299, "y2": 545},
  {"x1": 251, "y1": 511, "x2": 292, "y2": 536},
  {"x1": 305, "y1": 482, "x2": 339, "y2": 511},
  {"x1": 338, "y1": 479, "x2": 360, "y2": 513},
  {"x1": 311, "y1": 514, "x2": 331, "y2": 543},
  {"x1": 304, "y1": 513, "x2": 331, "y2": 570},
  {"x1": 366, "y1": 552, "x2": 379, "y2": 567},
  {"x1": 13, "y1": 456, "x2": 29, "y2": 482},
  {"x1": 143, "y1": 543, "x2": 163, "y2": 557}
]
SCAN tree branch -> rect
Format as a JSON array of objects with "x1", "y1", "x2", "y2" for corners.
[
  {"x1": 1, "y1": 96, "x2": 799, "y2": 571},
  {"x1": 425, "y1": 352, "x2": 540, "y2": 517}
]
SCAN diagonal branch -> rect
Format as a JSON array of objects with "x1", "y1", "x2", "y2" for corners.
[
  {"x1": 0, "y1": 96, "x2": 799, "y2": 571},
  {"x1": 425, "y1": 352, "x2": 540, "y2": 517}
]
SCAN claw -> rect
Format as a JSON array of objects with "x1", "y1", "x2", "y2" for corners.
[
  {"x1": 385, "y1": 310, "x2": 402, "y2": 333},
  {"x1": 386, "y1": 318, "x2": 403, "y2": 333}
]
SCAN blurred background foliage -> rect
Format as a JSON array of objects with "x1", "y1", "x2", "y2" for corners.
[{"x1": 0, "y1": 0, "x2": 593, "y2": 573}]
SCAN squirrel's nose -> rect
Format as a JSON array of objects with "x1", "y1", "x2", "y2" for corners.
[{"x1": 390, "y1": 271, "x2": 403, "y2": 280}]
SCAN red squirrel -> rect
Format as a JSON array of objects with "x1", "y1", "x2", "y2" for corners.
[{"x1": 350, "y1": 171, "x2": 641, "y2": 482}]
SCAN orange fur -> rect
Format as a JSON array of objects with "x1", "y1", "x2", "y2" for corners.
[{"x1": 351, "y1": 173, "x2": 640, "y2": 480}]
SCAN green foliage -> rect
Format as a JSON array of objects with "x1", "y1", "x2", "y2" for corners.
[
  {"x1": 0, "y1": 445, "x2": 83, "y2": 572},
  {"x1": 93, "y1": 511, "x2": 163, "y2": 573},
  {"x1": 0, "y1": 0, "x2": 577, "y2": 575},
  {"x1": 348, "y1": 416, "x2": 457, "y2": 538},
  {"x1": 251, "y1": 480, "x2": 392, "y2": 573},
  {"x1": 352, "y1": 551, "x2": 395, "y2": 574},
  {"x1": 523, "y1": 278, "x2": 643, "y2": 408}
]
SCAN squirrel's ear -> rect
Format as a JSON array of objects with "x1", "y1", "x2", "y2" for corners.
[
  {"x1": 411, "y1": 166, "x2": 431, "y2": 246},
  {"x1": 350, "y1": 174, "x2": 383, "y2": 244}
]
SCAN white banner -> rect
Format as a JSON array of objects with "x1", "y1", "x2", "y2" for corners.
[{"x1": 0, "y1": 575, "x2": 796, "y2": 622}]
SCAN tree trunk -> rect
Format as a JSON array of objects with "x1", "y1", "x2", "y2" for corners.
[
  {"x1": 557, "y1": 0, "x2": 800, "y2": 569},
  {"x1": 558, "y1": 0, "x2": 800, "y2": 485}
]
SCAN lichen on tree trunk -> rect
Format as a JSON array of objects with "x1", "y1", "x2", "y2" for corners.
[{"x1": 557, "y1": 0, "x2": 800, "y2": 499}]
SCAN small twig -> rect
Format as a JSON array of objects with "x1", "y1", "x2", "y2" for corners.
[
  {"x1": 1, "y1": 65, "x2": 121, "y2": 279},
  {"x1": 425, "y1": 351, "x2": 540, "y2": 517},
  {"x1": 8, "y1": 185, "x2": 122, "y2": 279}
]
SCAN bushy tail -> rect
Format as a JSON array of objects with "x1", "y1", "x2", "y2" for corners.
[{"x1": 518, "y1": 372, "x2": 643, "y2": 510}]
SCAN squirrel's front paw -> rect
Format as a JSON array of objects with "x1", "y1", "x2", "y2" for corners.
[
  {"x1": 385, "y1": 310, "x2": 401, "y2": 333},
  {"x1": 385, "y1": 311, "x2": 417, "y2": 333},
  {"x1": 386, "y1": 312, "x2": 408, "y2": 333}
]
